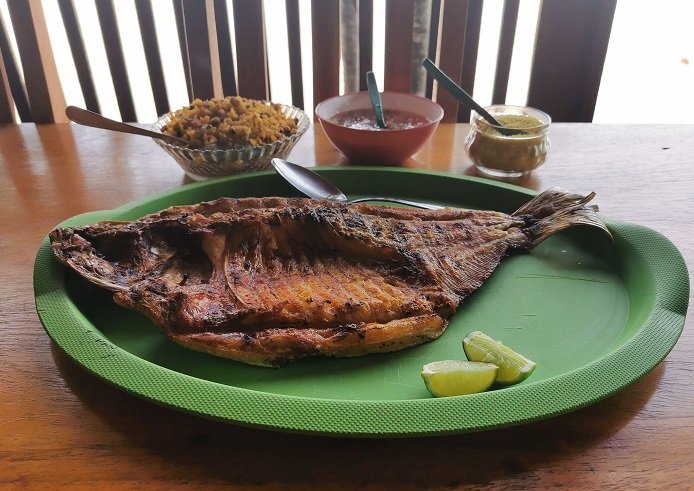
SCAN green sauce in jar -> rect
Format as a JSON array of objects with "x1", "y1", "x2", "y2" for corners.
[{"x1": 465, "y1": 107, "x2": 551, "y2": 177}]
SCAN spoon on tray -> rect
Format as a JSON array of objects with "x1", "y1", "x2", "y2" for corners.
[
  {"x1": 270, "y1": 158, "x2": 445, "y2": 210},
  {"x1": 366, "y1": 71, "x2": 387, "y2": 129},
  {"x1": 65, "y1": 106, "x2": 188, "y2": 146},
  {"x1": 422, "y1": 58, "x2": 524, "y2": 136}
]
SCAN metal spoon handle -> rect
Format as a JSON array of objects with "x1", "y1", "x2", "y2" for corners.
[
  {"x1": 270, "y1": 159, "x2": 445, "y2": 209},
  {"x1": 65, "y1": 106, "x2": 186, "y2": 146},
  {"x1": 347, "y1": 195, "x2": 444, "y2": 210}
]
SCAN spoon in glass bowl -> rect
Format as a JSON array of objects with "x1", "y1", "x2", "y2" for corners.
[
  {"x1": 271, "y1": 158, "x2": 445, "y2": 210},
  {"x1": 65, "y1": 106, "x2": 188, "y2": 146}
]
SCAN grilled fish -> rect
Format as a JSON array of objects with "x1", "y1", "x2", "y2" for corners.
[{"x1": 49, "y1": 189, "x2": 608, "y2": 366}]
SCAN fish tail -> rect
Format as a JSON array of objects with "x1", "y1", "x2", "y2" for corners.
[{"x1": 512, "y1": 188, "x2": 611, "y2": 246}]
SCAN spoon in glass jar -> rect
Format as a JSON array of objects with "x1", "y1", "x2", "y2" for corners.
[{"x1": 422, "y1": 58, "x2": 525, "y2": 136}]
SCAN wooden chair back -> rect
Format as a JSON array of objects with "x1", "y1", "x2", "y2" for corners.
[{"x1": 0, "y1": 0, "x2": 616, "y2": 124}]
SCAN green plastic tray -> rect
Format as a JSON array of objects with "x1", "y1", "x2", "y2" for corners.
[{"x1": 34, "y1": 168, "x2": 689, "y2": 437}]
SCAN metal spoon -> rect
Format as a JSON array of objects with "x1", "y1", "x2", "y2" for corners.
[
  {"x1": 366, "y1": 71, "x2": 387, "y2": 129},
  {"x1": 271, "y1": 158, "x2": 444, "y2": 210},
  {"x1": 422, "y1": 58, "x2": 524, "y2": 136},
  {"x1": 65, "y1": 106, "x2": 188, "y2": 146}
]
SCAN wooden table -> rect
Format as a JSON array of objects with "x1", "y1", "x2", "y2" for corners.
[{"x1": 2, "y1": 123, "x2": 692, "y2": 489}]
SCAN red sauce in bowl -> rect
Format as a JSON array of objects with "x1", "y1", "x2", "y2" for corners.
[{"x1": 332, "y1": 109, "x2": 430, "y2": 130}]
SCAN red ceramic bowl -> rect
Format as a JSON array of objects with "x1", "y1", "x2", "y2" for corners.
[{"x1": 315, "y1": 92, "x2": 444, "y2": 164}]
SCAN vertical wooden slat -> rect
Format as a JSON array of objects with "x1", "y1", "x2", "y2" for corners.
[
  {"x1": 134, "y1": 0, "x2": 169, "y2": 116},
  {"x1": 172, "y1": 0, "x2": 193, "y2": 101},
  {"x1": 232, "y1": 0, "x2": 268, "y2": 100},
  {"x1": 424, "y1": 0, "x2": 441, "y2": 99},
  {"x1": 341, "y1": 0, "x2": 359, "y2": 93},
  {"x1": 311, "y1": 0, "x2": 339, "y2": 110},
  {"x1": 491, "y1": 0, "x2": 519, "y2": 105},
  {"x1": 7, "y1": 0, "x2": 66, "y2": 123},
  {"x1": 285, "y1": 0, "x2": 303, "y2": 108},
  {"x1": 265, "y1": 33, "x2": 271, "y2": 101},
  {"x1": 28, "y1": 0, "x2": 67, "y2": 122},
  {"x1": 383, "y1": 0, "x2": 415, "y2": 92},
  {"x1": 0, "y1": 11, "x2": 30, "y2": 121},
  {"x1": 358, "y1": 0, "x2": 373, "y2": 92},
  {"x1": 179, "y1": 0, "x2": 217, "y2": 100},
  {"x1": 0, "y1": 46, "x2": 15, "y2": 123},
  {"x1": 94, "y1": 0, "x2": 136, "y2": 121},
  {"x1": 436, "y1": 0, "x2": 467, "y2": 122},
  {"x1": 205, "y1": 0, "x2": 223, "y2": 99},
  {"x1": 57, "y1": 0, "x2": 100, "y2": 113},
  {"x1": 213, "y1": 0, "x2": 237, "y2": 97},
  {"x1": 456, "y1": 0, "x2": 482, "y2": 122},
  {"x1": 527, "y1": 0, "x2": 617, "y2": 122},
  {"x1": 411, "y1": 0, "x2": 432, "y2": 95}
]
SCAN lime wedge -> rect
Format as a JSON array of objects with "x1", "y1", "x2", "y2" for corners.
[
  {"x1": 463, "y1": 331, "x2": 537, "y2": 385},
  {"x1": 421, "y1": 360, "x2": 499, "y2": 397}
]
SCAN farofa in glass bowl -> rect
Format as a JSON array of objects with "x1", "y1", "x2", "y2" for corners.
[{"x1": 153, "y1": 96, "x2": 310, "y2": 180}]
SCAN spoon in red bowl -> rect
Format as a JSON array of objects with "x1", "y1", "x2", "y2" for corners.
[
  {"x1": 366, "y1": 71, "x2": 387, "y2": 129},
  {"x1": 271, "y1": 158, "x2": 445, "y2": 210},
  {"x1": 65, "y1": 106, "x2": 189, "y2": 146}
]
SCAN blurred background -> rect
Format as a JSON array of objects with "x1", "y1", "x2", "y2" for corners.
[{"x1": 1, "y1": 0, "x2": 692, "y2": 123}]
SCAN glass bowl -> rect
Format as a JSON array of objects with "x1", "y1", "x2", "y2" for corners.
[
  {"x1": 315, "y1": 92, "x2": 443, "y2": 164},
  {"x1": 152, "y1": 103, "x2": 310, "y2": 181},
  {"x1": 464, "y1": 105, "x2": 551, "y2": 178}
]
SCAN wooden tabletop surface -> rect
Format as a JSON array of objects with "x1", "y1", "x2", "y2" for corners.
[{"x1": 1, "y1": 122, "x2": 692, "y2": 489}]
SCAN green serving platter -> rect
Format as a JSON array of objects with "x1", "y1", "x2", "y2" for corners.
[{"x1": 34, "y1": 168, "x2": 689, "y2": 437}]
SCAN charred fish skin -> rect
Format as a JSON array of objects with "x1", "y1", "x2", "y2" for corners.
[{"x1": 49, "y1": 189, "x2": 607, "y2": 367}]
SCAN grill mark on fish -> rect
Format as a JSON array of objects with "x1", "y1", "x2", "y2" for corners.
[{"x1": 49, "y1": 189, "x2": 609, "y2": 366}]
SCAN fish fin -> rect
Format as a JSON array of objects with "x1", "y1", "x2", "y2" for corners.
[{"x1": 513, "y1": 188, "x2": 611, "y2": 245}]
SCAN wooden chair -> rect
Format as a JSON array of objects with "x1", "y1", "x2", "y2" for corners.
[
  {"x1": 429, "y1": 0, "x2": 617, "y2": 122},
  {"x1": 0, "y1": 0, "x2": 616, "y2": 124}
]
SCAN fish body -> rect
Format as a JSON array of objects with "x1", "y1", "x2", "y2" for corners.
[{"x1": 50, "y1": 189, "x2": 607, "y2": 366}]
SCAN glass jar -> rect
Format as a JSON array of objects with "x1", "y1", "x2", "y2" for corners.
[{"x1": 464, "y1": 105, "x2": 551, "y2": 178}]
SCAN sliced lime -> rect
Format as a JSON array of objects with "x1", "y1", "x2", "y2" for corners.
[
  {"x1": 421, "y1": 360, "x2": 499, "y2": 397},
  {"x1": 463, "y1": 331, "x2": 537, "y2": 385}
]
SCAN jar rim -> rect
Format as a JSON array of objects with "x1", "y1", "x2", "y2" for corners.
[{"x1": 472, "y1": 105, "x2": 551, "y2": 131}]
